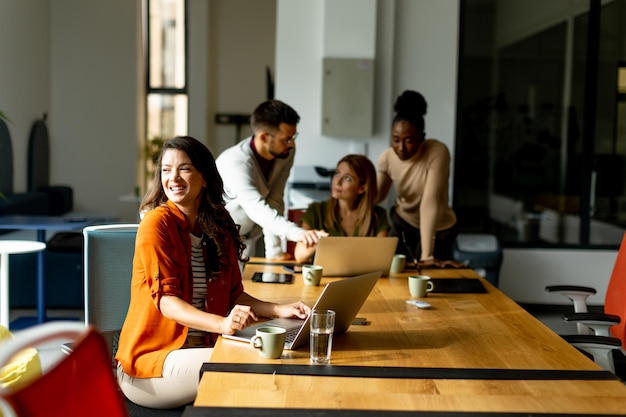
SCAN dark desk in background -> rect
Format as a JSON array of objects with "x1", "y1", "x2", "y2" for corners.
[{"x1": 0, "y1": 214, "x2": 112, "y2": 327}]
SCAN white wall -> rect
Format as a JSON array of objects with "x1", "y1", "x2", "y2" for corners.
[
  {"x1": 49, "y1": 0, "x2": 140, "y2": 221},
  {"x1": 275, "y1": 0, "x2": 325, "y2": 161},
  {"x1": 188, "y1": 0, "x2": 209, "y2": 146},
  {"x1": 323, "y1": 0, "x2": 377, "y2": 59},
  {"x1": 206, "y1": 0, "x2": 276, "y2": 154},
  {"x1": 394, "y1": 0, "x2": 459, "y2": 196},
  {"x1": 0, "y1": 0, "x2": 51, "y2": 193},
  {"x1": 276, "y1": 0, "x2": 459, "y2": 174}
]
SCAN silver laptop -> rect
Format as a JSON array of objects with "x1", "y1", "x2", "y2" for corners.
[
  {"x1": 313, "y1": 236, "x2": 398, "y2": 276},
  {"x1": 222, "y1": 270, "x2": 382, "y2": 350}
]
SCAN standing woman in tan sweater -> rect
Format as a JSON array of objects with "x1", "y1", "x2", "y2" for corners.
[{"x1": 376, "y1": 90, "x2": 460, "y2": 267}]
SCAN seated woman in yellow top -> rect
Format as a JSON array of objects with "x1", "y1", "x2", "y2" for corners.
[{"x1": 294, "y1": 154, "x2": 389, "y2": 263}]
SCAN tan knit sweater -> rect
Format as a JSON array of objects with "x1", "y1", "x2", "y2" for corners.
[{"x1": 377, "y1": 139, "x2": 456, "y2": 259}]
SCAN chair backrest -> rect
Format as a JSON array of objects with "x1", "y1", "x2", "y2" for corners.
[
  {"x1": 83, "y1": 224, "x2": 138, "y2": 332},
  {"x1": 0, "y1": 322, "x2": 128, "y2": 417},
  {"x1": 0, "y1": 118, "x2": 14, "y2": 195},
  {"x1": 604, "y1": 231, "x2": 626, "y2": 348},
  {"x1": 27, "y1": 119, "x2": 50, "y2": 191}
]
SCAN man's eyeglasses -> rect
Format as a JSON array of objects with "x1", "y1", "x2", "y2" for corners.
[{"x1": 267, "y1": 132, "x2": 298, "y2": 145}]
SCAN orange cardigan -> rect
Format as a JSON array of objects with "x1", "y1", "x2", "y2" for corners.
[{"x1": 115, "y1": 201, "x2": 244, "y2": 378}]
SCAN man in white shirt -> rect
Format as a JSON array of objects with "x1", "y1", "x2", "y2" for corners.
[{"x1": 216, "y1": 100, "x2": 326, "y2": 260}]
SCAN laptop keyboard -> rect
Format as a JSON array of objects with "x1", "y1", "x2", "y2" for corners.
[{"x1": 285, "y1": 327, "x2": 300, "y2": 344}]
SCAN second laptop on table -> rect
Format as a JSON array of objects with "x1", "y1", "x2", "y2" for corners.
[{"x1": 313, "y1": 236, "x2": 398, "y2": 276}]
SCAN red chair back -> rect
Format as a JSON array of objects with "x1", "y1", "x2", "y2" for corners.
[
  {"x1": 0, "y1": 322, "x2": 128, "y2": 417},
  {"x1": 605, "y1": 231, "x2": 626, "y2": 349}
]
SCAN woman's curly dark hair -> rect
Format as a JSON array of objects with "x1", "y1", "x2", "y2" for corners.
[
  {"x1": 141, "y1": 136, "x2": 248, "y2": 269},
  {"x1": 393, "y1": 90, "x2": 428, "y2": 134}
]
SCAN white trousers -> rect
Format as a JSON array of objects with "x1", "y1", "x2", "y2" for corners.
[{"x1": 117, "y1": 347, "x2": 213, "y2": 409}]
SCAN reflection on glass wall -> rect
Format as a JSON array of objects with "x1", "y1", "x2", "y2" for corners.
[{"x1": 456, "y1": 0, "x2": 626, "y2": 248}]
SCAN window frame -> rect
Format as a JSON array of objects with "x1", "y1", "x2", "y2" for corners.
[{"x1": 143, "y1": 0, "x2": 189, "y2": 190}]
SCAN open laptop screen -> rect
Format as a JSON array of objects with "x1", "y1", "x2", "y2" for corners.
[{"x1": 313, "y1": 237, "x2": 398, "y2": 276}]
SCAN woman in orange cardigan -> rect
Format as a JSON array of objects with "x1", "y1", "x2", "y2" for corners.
[{"x1": 115, "y1": 136, "x2": 309, "y2": 409}]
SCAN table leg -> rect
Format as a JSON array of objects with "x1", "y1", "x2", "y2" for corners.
[
  {"x1": 36, "y1": 229, "x2": 47, "y2": 323},
  {"x1": 0, "y1": 253, "x2": 8, "y2": 328}
]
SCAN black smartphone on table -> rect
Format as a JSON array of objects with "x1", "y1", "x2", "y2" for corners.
[{"x1": 251, "y1": 272, "x2": 294, "y2": 284}]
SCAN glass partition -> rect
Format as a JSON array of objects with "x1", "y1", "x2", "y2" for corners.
[{"x1": 456, "y1": 0, "x2": 626, "y2": 248}]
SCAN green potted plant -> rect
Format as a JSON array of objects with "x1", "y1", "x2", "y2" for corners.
[{"x1": 141, "y1": 135, "x2": 166, "y2": 194}]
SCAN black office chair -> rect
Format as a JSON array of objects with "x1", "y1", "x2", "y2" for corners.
[
  {"x1": 0, "y1": 118, "x2": 48, "y2": 216},
  {"x1": 27, "y1": 115, "x2": 73, "y2": 215}
]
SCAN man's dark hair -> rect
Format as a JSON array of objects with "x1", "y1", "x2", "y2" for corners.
[{"x1": 250, "y1": 100, "x2": 300, "y2": 132}]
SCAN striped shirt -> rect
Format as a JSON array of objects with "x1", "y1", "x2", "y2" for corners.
[{"x1": 188, "y1": 233, "x2": 209, "y2": 340}]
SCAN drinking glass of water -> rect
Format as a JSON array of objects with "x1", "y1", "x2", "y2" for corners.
[{"x1": 310, "y1": 309, "x2": 336, "y2": 364}]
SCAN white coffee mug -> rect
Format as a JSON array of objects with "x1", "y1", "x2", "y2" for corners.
[
  {"x1": 390, "y1": 254, "x2": 406, "y2": 274},
  {"x1": 250, "y1": 326, "x2": 286, "y2": 359},
  {"x1": 408, "y1": 275, "x2": 434, "y2": 297},
  {"x1": 302, "y1": 264, "x2": 323, "y2": 286}
]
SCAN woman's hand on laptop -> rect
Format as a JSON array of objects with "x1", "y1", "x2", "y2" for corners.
[
  {"x1": 222, "y1": 304, "x2": 258, "y2": 334},
  {"x1": 275, "y1": 301, "x2": 311, "y2": 320}
]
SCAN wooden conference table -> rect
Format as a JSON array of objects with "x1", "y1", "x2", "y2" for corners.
[{"x1": 187, "y1": 259, "x2": 626, "y2": 416}]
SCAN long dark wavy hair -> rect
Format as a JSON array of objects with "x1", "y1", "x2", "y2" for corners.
[{"x1": 140, "y1": 136, "x2": 248, "y2": 268}]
